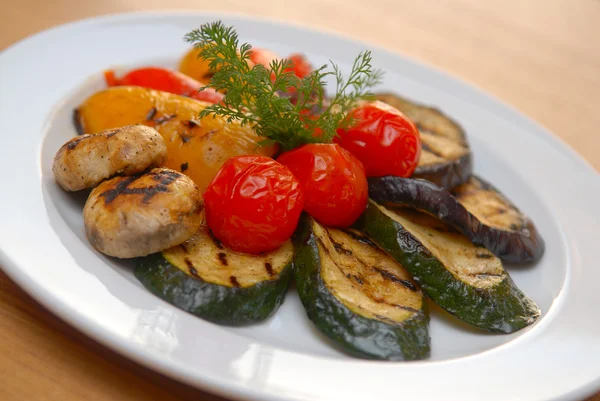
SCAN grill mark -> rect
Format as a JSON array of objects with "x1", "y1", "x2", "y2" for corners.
[
  {"x1": 326, "y1": 232, "x2": 353, "y2": 256},
  {"x1": 100, "y1": 170, "x2": 180, "y2": 204},
  {"x1": 105, "y1": 129, "x2": 119, "y2": 138},
  {"x1": 145, "y1": 107, "x2": 157, "y2": 121},
  {"x1": 184, "y1": 258, "x2": 199, "y2": 277},
  {"x1": 66, "y1": 135, "x2": 89, "y2": 150},
  {"x1": 320, "y1": 232, "x2": 422, "y2": 319},
  {"x1": 341, "y1": 229, "x2": 375, "y2": 246},
  {"x1": 203, "y1": 129, "x2": 218, "y2": 140},
  {"x1": 468, "y1": 272, "x2": 504, "y2": 279},
  {"x1": 420, "y1": 141, "x2": 444, "y2": 158},
  {"x1": 185, "y1": 119, "x2": 201, "y2": 128},
  {"x1": 73, "y1": 109, "x2": 85, "y2": 135},
  {"x1": 217, "y1": 252, "x2": 228, "y2": 266},
  {"x1": 476, "y1": 252, "x2": 493, "y2": 259},
  {"x1": 154, "y1": 114, "x2": 177, "y2": 125},
  {"x1": 180, "y1": 162, "x2": 189, "y2": 172},
  {"x1": 416, "y1": 124, "x2": 441, "y2": 137},
  {"x1": 208, "y1": 230, "x2": 224, "y2": 249},
  {"x1": 372, "y1": 266, "x2": 417, "y2": 292},
  {"x1": 229, "y1": 276, "x2": 240, "y2": 287},
  {"x1": 345, "y1": 273, "x2": 364, "y2": 285},
  {"x1": 265, "y1": 262, "x2": 274, "y2": 277}
]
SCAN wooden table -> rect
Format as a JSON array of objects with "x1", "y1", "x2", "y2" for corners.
[{"x1": 1, "y1": 1, "x2": 598, "y2": 400}]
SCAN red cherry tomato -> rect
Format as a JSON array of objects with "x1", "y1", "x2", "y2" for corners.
[
  {"x1": 277, "y1": 144, "x2": 368, "y2": 228},
  {"x1": 335, "y1": 101, "x2": 421, "y2": 177},
  {"x1": 104, "y1": 67, "x2": 224, "y2": 104},
  {"x1": 204, "y1": 155, "x2": 304, "y2": 254},
  {"x1": 285, "y1": 54, "x2": 312, "y2": 78}
]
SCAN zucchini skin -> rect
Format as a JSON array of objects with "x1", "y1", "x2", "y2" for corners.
[
  {"x1": 368, "y1": 176, "x2": 545, "y2": 263},
  {"x1": 294, "y1": 216, "x2": 430, "y2": 360},
  {"x1": 358, "y1": 202, "x2": 540, "y2": 333},
  {"x1": 135, "y1": 253, "x2": 293, "y2": 326}
]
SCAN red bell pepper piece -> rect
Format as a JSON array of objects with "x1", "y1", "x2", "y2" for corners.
[{"x1": 104, "y1": 67, "x2": 224, "y2": 104}]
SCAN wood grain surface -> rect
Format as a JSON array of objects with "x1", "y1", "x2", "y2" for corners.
[{"x1": 1, "y1": 0, "x2": 599, "y2": 400}]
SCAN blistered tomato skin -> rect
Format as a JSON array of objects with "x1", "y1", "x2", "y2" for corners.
[
  {"x1": 203, "y1": 156, "x2": 304, "y2": 254},
  {"x1": 335, "y1": 101, "x2": 421, "y2": 178},
  {"x1": 277, "y1": 144, "x2": 368, "y2": 228}
]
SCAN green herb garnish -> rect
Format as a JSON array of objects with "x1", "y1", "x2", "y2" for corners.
[{"x1": 184, "y1": 21, "x2": 383, "y2": 151}]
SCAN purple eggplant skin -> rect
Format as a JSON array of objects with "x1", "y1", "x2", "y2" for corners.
[
  {"x1": 367, "y1": 176, "x2": 545, "y2": 264},
  {"x1": 412, "y1": 152, "x2": 472, "y2": 190}
]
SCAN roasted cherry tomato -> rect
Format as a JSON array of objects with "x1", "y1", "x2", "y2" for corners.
[
  {"x1": 204, "y1": 155, "x2": 304, "y2": 254},
  {"x1": 277, "y1": 143, "x2": 368, "y2": 228},
  {"x1": 335, "y1": 101, "x2": 421, "y2": 177},
  {"x1": 104, "y1": 67, "x2": 224, "y2": 104},
  {"x1": 285, "y1": 53, "x2": 312, "y2": 78}
]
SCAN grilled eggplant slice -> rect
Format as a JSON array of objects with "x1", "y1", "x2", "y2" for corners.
[
  {"x1": 135, "y1": 224, "x2": 293, "y2": 325},
  {"x1": 375, "y1": 93, "x2": 472, "y2": 189},
  {"x1": 294, "y1": 215, "x2": 430, "y2": 360},
  {"x1": 358, "y1": 202, "x2": 540, "y2": 333},
  {"x1": 368, "y1": 176, "x2": 545, "y2": 263}
]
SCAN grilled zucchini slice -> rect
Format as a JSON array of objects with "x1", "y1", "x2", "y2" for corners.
[
  {"x1": 375, "y1": 93, "x2": 472, "y2": 189},
  {"x1": 135, "y1": 225, "x2": 293, "y2": 325},
  {"x1": 358, "y1": 201, "x2": 540, "y2": 333},
  {"x1": 294, "y1": 215, "x2": 430, "y2": 360},
  {"x1": 368, "y1": 176, "x2": 545, "y2": 263}
]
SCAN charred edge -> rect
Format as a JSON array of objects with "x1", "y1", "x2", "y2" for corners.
[
  {"x1": 66, "y1": 135, "x2": 89, "y2": 150},
  {"x1": 265, "y1": 262, "x2": 275, "y2": 277},
  {"x1": 105, "y1": 129, "x2": 119, "y2": 138},
  {"x1": 100, "y1": 170, "x2": 180, "y2": 204},
  {"x1": 229, "y1": 276, "x2": 240, "y2": 287},
  {"x1": 180, "y1": 162, "x2": 189, "y2": 172},
  {"x1": 184, "y1": 258, "x2": 199, "y2": 277},
  {"x1": 208, "y1": 230, "x2": 224, "y2": 249},
  {"x1": 185, "y1": 119, "x2": 201, "y2": 128},
  {"x1": 218, "y1": 252, "x2": 228, "y2": 266},
  {"x1": 476, "y1": 252, "x2": 493, "y2": 259},
  {"x1": 154, "y1": 114, "x2": 177, "y2": 125},
  {"x1": 72, "y1": 109, "x2": 85, "y2": 136},
  {"x1": 372, "y1": 266, "x2": 417, "y2": 292},
  {"x1": 145, "y1": 107, "x2": 157, "y2": 121}
]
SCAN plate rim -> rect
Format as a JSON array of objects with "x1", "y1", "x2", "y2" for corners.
[{"x1": 1, "y1": 10, "x2": 599, "y2": 401}]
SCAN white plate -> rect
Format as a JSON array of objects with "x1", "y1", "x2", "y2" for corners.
[{"x1": 1, "y1": 11, "x2": 599, "y2": 401}]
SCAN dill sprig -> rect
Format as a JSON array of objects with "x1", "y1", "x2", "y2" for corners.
[{"x1": 184, "y1": 21, "x2": 383, "y2": 151}]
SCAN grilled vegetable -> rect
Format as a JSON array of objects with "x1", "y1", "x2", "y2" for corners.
[
  {"x1": 358, "y1": 202, "x2": 540, "y2": 333},
  {"x1": 135, "y1": 224, "x2": 293, "y2": 325},
  {"x1": 53, "y1": 124, "x2": 166, "y2": 192},
  {"x1": 76, "y1": 86, "x2": 276, "y2": 191},
  {"x1": 84, "y1": 168, "x2": 202, "y2": 259},
  {"x1": 368, "y1": 176, "x2": 545, "y2": 263},
  {"x1": 375, "y1": 93, "x2": 472, "y2": 189},
  {"x1": 294, "y1": 215, "x2": 430, "y2": 360}
]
